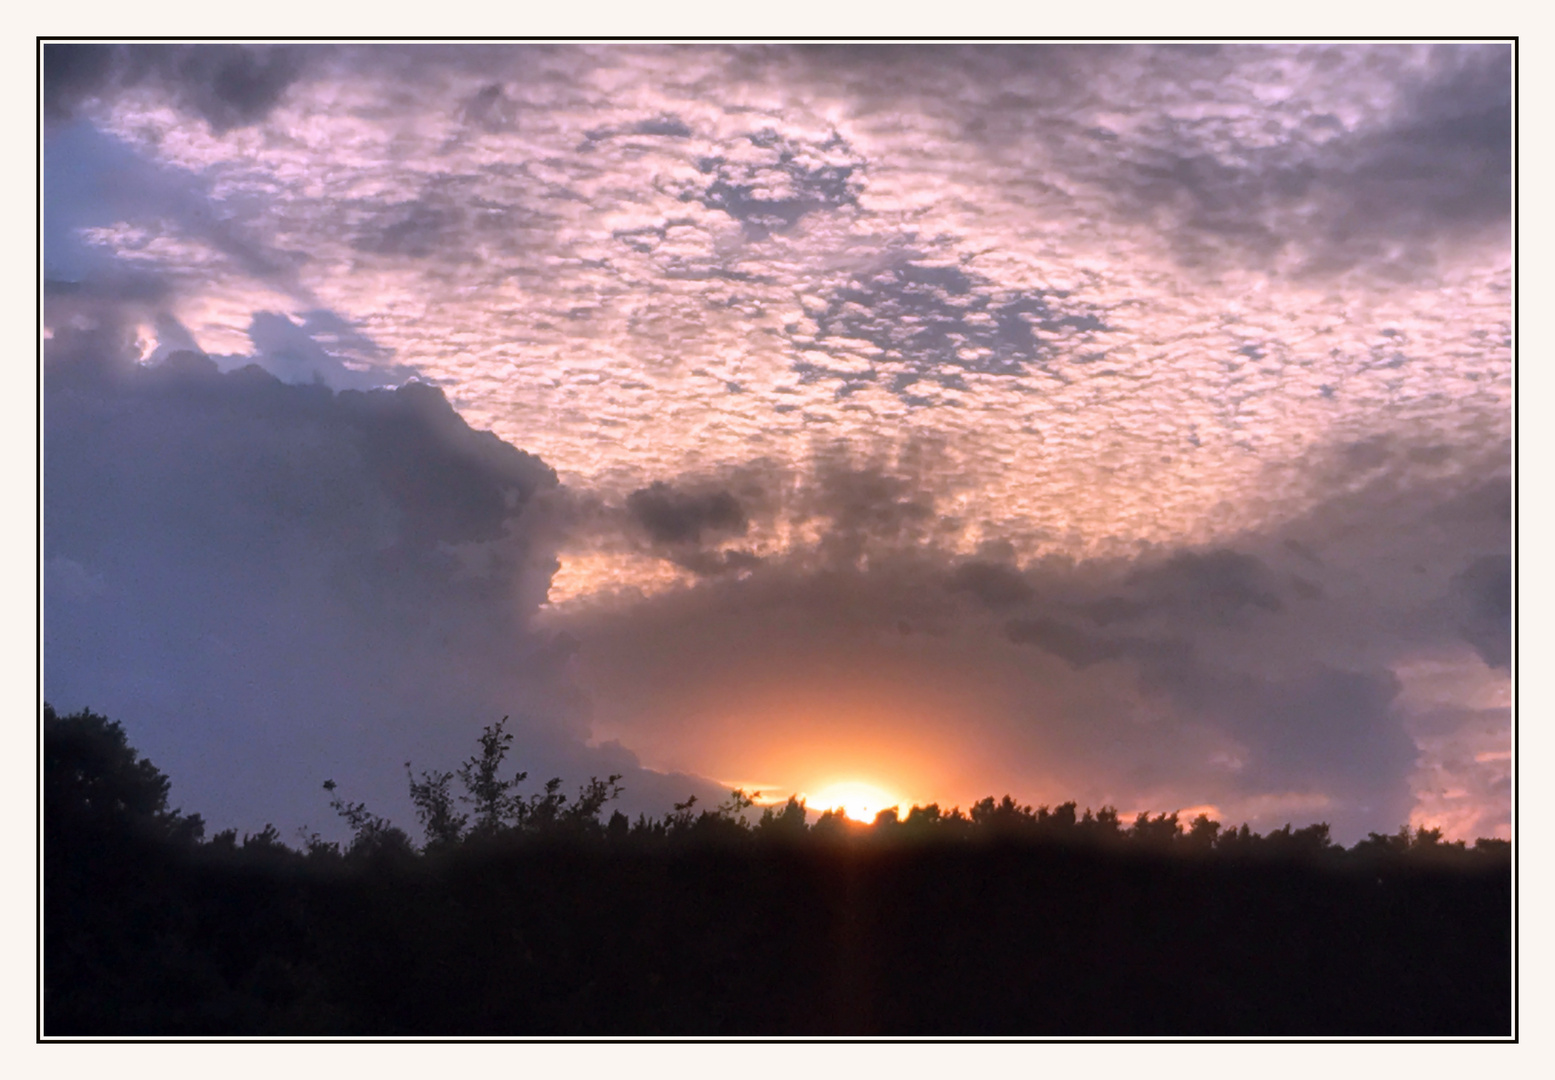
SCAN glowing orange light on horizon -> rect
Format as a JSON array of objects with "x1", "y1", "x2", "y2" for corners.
[{"x1": 805, "y1": 781, "x2": 903, "y2": 822}]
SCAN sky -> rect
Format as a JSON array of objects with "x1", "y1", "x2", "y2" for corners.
[{"x1": 41, "y1": 42, "x2": 1512, "y2": 845}]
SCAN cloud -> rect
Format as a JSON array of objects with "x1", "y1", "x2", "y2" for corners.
[
  {"x1": 241, "y1": 310, "x2": 416, "y2": 390},
  {"x1": 351, "y1": 196, "x2": 468, "y2": 260},
  {"x1": 1122, "y1": 549, "x2": 1284, "y2": 621},
  {"x1": 626, "y1": 481, "x2": 748, "y2": 546},
  {"x1": 1449, "y1": 554, "x2": 1512, "y2": 669},
  {"x1": 1094, "y1": 45, "x2": 1510, "y2": 276},
  {"x1": 45, "y1": 44, "x2": 311, "y2": 132},
  {"x1": 43, "y1": 117, "x2": 313, "y2": 318},
  {"x1": 789, "y1": 43, "x2": 1509, "y2": 276},
  {"x1": 42, "y1": 44, "x2": 1510, "y2": 847},
  {"x1": 542, "y1": 434, "x2": 1509, "y2": 842},
  {"x1": 43, "y1": 328, "x2": 1509, "y2": 843},
  {"x1": 48, "y1": 44, "x2": 1508, "y2": 562},
  {"x1": 43, "y1": 118, "x2": 413, "y2": 391},
  {"x1": 1004, "y1": 616, "x2": 1191, "y2": 670},
  {"x1": 551, "y1": 529, "x2": 1420, "y2": 837},
  {"x1": 947, "y1": 560, "x2": 1034, "y2": 608},
  {"x1": 688, "y1": 126, "x2": 864, "y2": 240},
  {"x1": 43, "y1": 341, "x2": 729, "y2": 838},
  {"x1": 790, "y1": 259, "x2": 1112, "y2": 406}
]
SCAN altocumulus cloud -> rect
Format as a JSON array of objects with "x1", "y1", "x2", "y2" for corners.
[{"x1": 43, "y1": 43, "x2": 1510, "y2": 843}]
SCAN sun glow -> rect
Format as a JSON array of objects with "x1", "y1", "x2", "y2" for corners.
[{"x1": 805, "y1": 781, "x2": 903, "y2": 823}]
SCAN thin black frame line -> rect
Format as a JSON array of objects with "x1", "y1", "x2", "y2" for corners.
[
  {"x1": 35, "y1": 33, "x2": 46, "y2": 1048},
  {"x1": 35, "y1": 36, "x2": 1520, "y2": 44},
  {"x1": 37, "y1": 1035, "x2": 1520, "y2": 1044},
  {"x1": 35, "y1": 35, "x2": 1519, "y2": 1045},
  {"x1": 1508, "y1": 33, "x2": 1520, "y2": 1047}
]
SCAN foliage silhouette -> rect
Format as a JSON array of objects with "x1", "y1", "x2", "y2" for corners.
[
  {"x1": 405, "y1": 764, "x2": 466, "y2": 851},
  {"x1": 44, "y1": 703, "x2": 205, "y2": 847},
  {"x1": 322, "y1": 779, "x2": 415, "y2": 860},
  {"x1": 44, "y1": 705, "x2": 1513, "y2": 1036},
  {"x1": 456, "y1": 716, "x2": 527, "y2": 835}
]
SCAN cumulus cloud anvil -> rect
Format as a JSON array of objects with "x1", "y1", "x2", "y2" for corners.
[{"x1": 44, "y1": 42, "x2": 1510, "y2": 851}]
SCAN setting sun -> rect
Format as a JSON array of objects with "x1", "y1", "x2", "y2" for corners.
[{"x1": 805, "y1": 781, "x2": 903, "y2": 822}]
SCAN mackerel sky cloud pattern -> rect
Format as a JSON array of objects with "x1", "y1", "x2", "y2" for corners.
[{"x1": 44, "y1": 43, "x2": 1511, "y2": 844}]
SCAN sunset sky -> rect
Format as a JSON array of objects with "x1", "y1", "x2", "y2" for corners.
[{"x1": 42, "y1": 42, "x2": 1512, "y2": 845}]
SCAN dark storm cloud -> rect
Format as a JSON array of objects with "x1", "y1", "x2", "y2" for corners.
[
  {"x1": 958, "y1": 547, "x2": 1284, "y2": 627},
  {"x1": 43, "y1": 338, "x2": 728, "y2": 838},
  {"x1": 45, "y1": 44, "x2": 312, "y2": 132},
  {"x1": 947, "y1": 560, "x2": 1035, "y2": 608},
  {"x1": 45, "y1": 329, "x2": 558, "y2": 659},
  {"x1": 798, "y1": 450, "x2": 946, "y2": 562},
  {"x1": 1002, "y1": 577, "x2": 1415, "y2": 819},
  {"x1": 1004, "y1": 616, "x2": 1191, "y2": 671},
  {"x1": 626, "y1": 481, "x2": 748, "y2": 546},
  {"x1": 778, "y1": 42, "x2": 1507, "y2": 277},
  {"x1": 614, "y1": 481, "x2": 762, "y2": 578},
  {"x1": 608, "y1": 450, "x2": 949, "y2": 573},
  {"x1": 557, "y1": 524, "x2": 1425, "y2": 840},
  {"x1": 1180, "y1": 666, "x2": 1412, "y2": 794},
  {"x1": 582, "y1": 113, "x2": 696, "y2": 145},
  {"x1": 995, "y1": 576, "x2": 1414, "y2": 829},
  {"x1": 1122, "y1": 549, "x2": 1284, "y2": 621},
  {"x1": 1098, "y1": 45, "x2": 1510, "y2": 274},
  {"x1": 1449, "y1": 554, "x2": 1512, "y2": 669}
]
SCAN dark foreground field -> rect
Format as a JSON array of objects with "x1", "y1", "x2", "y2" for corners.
[{"x1": 45, "y1": 707, "x2": 1511, "y2": 1036}]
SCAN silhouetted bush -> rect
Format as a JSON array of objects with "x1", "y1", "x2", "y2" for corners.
[{"x1": 44, "y1": 706, "x2": 1512, "y2": 1035}]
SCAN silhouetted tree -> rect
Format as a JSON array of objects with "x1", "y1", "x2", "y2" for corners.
[
  {"x1": 1264, "y1": 822, "x2": 1334, "y2": 859},
  {"x1": 1184, "y1": 813, "x2": 1221, "y2": 851},
  {"x1": 44, "y1": 704, "x2": 205, "y2": 846},
  {"x1": 522, "y1": 776, "x2": 568, "y2": 831},
  {"x1": 1129, "y1": 811, "x2": 1181, "y2": 850},
  {"x1": 809, "y1": 807, "x2": 853, "y2": 837},
  {"x1": 45, "y1": 703, "x2": 1513, "y2": 1036},
  {"x1": 869, "y1": 807, "x2": 900, "y2": 832},
  {"x1": 563, "y1": 774, "x2": 626, "y2": 832},
  {"x1": 757, "y1": 796, "x2": 809, "y2": 836},
  {"x1": 1353, "y1": 825, "x2": 1414, "y2": 859},
  {"x1": 1078, "y1": 805, "x2": 1123, "y2": 843},
  {"x1": 1018, "y1": 801, "x2": 1075, "y2": 843},
  {"x1": 322, "y1": 780, "x2": 414, "y2": 859},
  {"x1": 900, "y1": 803, "x2": 939, "y2": 832},
  {"x1": 971, "y1": 794, "x2": 1035, "y2": 832},
  {"x1": 456, "y1": 716, "x2": 528, "y2": 835},
  {"x1": 406, "y1": 764, "x2": 466, "y2": 850}
]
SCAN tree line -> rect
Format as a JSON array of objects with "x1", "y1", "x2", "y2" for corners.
[{"x1": 44, "y1": 705, "x2": 1512, "y2": 1035}]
